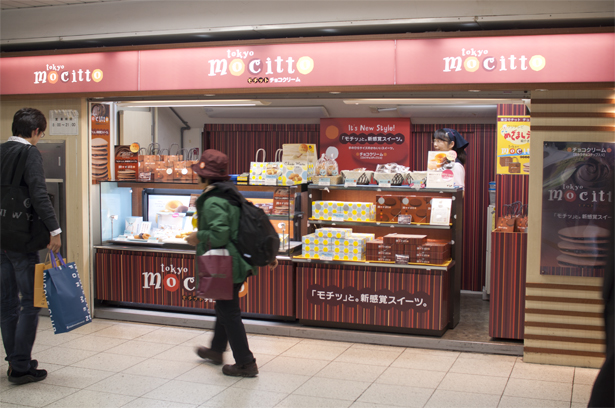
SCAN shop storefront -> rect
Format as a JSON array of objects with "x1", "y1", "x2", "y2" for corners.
[{"x1": 1, "y1": 28, "x2": 613, "y2": 367}]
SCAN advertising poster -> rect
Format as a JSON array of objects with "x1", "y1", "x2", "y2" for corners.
[
  {"x1": 497, "y1": 116, "x2": 530, "y2": 175},
  {"x1": 114, "y1": 145, "x2": 138, "y2": 181},
  {"x1": 540, "y1": 142, "x2": 614, "y2": 278},
  {"x1": 320, "y1": 118, "x2": 410, "y2": 171},
  {"x1": 91, "y1": 103, "x2": 111, "y2": 184}
]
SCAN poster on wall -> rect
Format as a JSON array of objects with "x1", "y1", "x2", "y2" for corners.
[
  {"x1": 540, "y1": 141, "x2": 614, "y2": 278},
  {"x1": 320, "y1": 118, "x2": 410, "y2": 171},
  {"x1": 91, "y1": 103, "x2": 111, "y2": 184},
  {"x1": 497, "y1": 116, "x2": 530, "y2": 175}
]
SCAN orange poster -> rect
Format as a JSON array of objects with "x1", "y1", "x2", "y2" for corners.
[{"x1": 91, "y1": 103, "x2": 111, "y2": 184}]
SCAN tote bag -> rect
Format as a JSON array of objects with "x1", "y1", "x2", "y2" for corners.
[{"x1": 196, "y1": 248, "x2": 234, "y2": 300}]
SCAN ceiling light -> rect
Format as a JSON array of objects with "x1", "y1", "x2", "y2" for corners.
[
  {"x1": 116, "y1": 100, "x2": 271, "y2": 108},
  {"x1": 468, "y1": 90, "x2": 481, "y2": 92},
  {"x1": 329, "y1": 92, "x2": 341, "y2": 94},
  {"x1": 204, "y1": 106, "x2": 329, "y2": 119}
]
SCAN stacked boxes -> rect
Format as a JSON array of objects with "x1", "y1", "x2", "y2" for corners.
[
  {"x1": 376, "y1": 195, "x2": 433, "y2": 223},
  {"x1": 366, "y1": 234, "x2": 450, "y2": 264},
  {"x1": 312, "y1": 201, "x2": 375, "y2": 221},
  {"x1": 302, "y1": 228, "x2": 374, "y2": 261}
]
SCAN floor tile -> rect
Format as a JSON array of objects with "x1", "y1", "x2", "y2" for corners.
[
  {"x1": 122, "y1": 358, "x2": 198, "y2": 379},
  {"x1": 154, "y1": 344, "x2": 203, "y2": 363},
  {"x1": 401, "y1": 347, "x2": 461, "y2": 357},
  {"x1": 511, "y1": 360, "x2": 574, "y2": 383},
  {"x1": 292, "y1": 377, "x2": 371, "y2": 401},
  {"x1": 259, "y1": 356, "x2": 330, "y2": 376},
  {"x1": 376, "y1": 366, "x2": 445, "y2": 389},
  {"x1": 498, "y1": 396, "x2": 571, "y2": 408},
  {"x1": 142, "y1": 380, "x2": 226, "y2": 405},
  {"x1": 44, "y1": 365, "x2": 115, "y2": 388},
  {"x1": 137, "y1": 327, "x2": 202, "y2": 345},
  {"x1": 449, "y1": 355, "x2": 514, "y2": 377},
  {"x1": 86, "y1": 372, "x2": 169, "y2": 397},
  {"x1": 0, "y1": 382, "x2": 77, "y2": 407},
  {"x1": 104, "y1": 339, "x2": 175, "y2": 358},
  {"x1": 36, "y1": 317, "x2": 54, "y2": 331},
  {"x1": 281, "y1": 342, "x2": 349, "y2": 361},
  {"x1": 503, "y1": 378, "x2": 572, "y2": 402},
  {"x1": 572, "y1": 383, "x2": 593, "y2": 404},
  {"x1": 61, "y1": 334, "x2": 128, "y2": 352},
  {"x1": 72, "y1": 352, "x2": 146, "y2": 372},
  {"x1": 296, "y1": 338, "x2": 355, "y2": 348},
  {"x1": 350, "y1": 403, "x2": 409, "y2": 408},
  {"x1": 34, "y1": 330, "x2": 83, "y2": 347},
  {"x1": 246, "y1": 336, "x2": 301, "y2": 356},
  {"x1": 334, "y1": 346, "x2": 402, "y2": 367},
  {"x1": 349, "y1": 343, "x2": 405, "y2": 353},
  {"x1": 44, "y1": 389, "x2": 136, "y2": 407},
  {"x1": 425, "y1": 389, "x2": 500, "y2": 408},
  {"x1": 315, "y1": 361, "x2": 386, "y2": 382},
  {"x1": 175, "y1": 363, "x2": 242, "y2": 387},
  {"x1": 69, "y1": 320, "x2": 115, "y2": 335},
  {"x1": 34, "y1": 345, "x2": 99, "y2": 366},
  {"x1": 457, "y1": 352, "x2": 517, "y2": 363},
  {"x1": 574, "y1": 367, "x2": 600, "y2": 385},
  {"x1": 31, "y1": 342, "x2": 53, "y2": 355},
  {"x1": 232, "y1": 371, "x2": 309, "y2": 394},
  {"x1": 94, "y1": 323, "x2": 160, "y2": 340},
  {"x1": 391, "y1": 350, "x2": 458, "y2": 372},
  {"x1": 123, "y1": 398, "x2": 197, "y2": 408},
  {"x1": 357, "y1": 383, "x2": 434, "y2": 407},
  {"x1": 183, "y1": 331, "x2": 214, "y2": 347},
  {"x1": 200, "y1": 387, "x2": 288, "y2": 408},
  {"x1": 438, "y1": 372, "x2": 508, "y2": 395},
  {"x1": 277, "y1": 394, "x2": 352, "y2": 408},
  {"x1": 571, "y1": 403, "x2": 590, "y2": 408}
]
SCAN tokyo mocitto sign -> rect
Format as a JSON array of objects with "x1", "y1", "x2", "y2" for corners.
[{"x1": 1, "y1": 33, "x2": 613, "y2": 95}]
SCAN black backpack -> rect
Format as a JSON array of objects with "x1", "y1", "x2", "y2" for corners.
[{"x1": 208, "y1": 182, "x2": 280, "y2": 267}]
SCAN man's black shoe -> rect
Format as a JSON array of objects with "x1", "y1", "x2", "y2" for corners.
[
  {"x1": 7, "y1": 360, "x2": 38, "y2": 377},
  {"x1": 8, "y1": 367, "x2": 47, "y2": 385}
]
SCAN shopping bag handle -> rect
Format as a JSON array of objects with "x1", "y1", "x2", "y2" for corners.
[
  {"x1": 275, "y1": 148, "x2": 283, "y2": 162},
  {"x1": 50, "y1": 251, "x2": 67, "y2": 267},
  {"x1": 255, "y1": 148, "x2": 266, "y2": 162}
]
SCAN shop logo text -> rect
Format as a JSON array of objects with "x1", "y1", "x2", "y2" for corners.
[
  {"x1": 34, "y1": 64, "x2": 103, "y2": 84},
  {"x1": 443, "y1": 48, "x2": 546, "y2": 73},
  {"x1": 207, "y1": 49, "x2": 314, "y2": 78}
]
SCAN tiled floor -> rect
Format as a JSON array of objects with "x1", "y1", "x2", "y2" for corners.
[{"x1": 0, "y1": 317, "x2": 598, "y2": 408}]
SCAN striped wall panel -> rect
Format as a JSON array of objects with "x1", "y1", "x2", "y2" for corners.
[
  {"x1": 523, "y1": 90, "x2": 614, "y2": 368},
  {"x1": 489, "y1": 232, "x2": 527, "y2": 339},
  {"x1": 296, "y1": 263, "x2": 450, "y2": 334},
  {"x1": 497, "y1": 104, "x2": 528, "y2": 116},
  {"x1": 411, "y1": 124, "x2": 496, "y2": 291},
  {"x1": 95, "y1": 249, "x2": 295, "y2": 318},
  {"x1": 203, "y1": 124, "x2": 320, "y2": 175},
  {"x1": 495, "y1": 174, "x2": 530, "y2": 219}
]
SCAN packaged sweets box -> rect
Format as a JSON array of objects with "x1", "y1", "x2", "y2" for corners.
[
  {"x1": 281, "y1": 143, "x2": 318, "y2": 185},
  {"x1": 383, "y1": 233, "x2": 427, "y2": 245},
  {"x1": 376, "y1": 195, "x2": 432, "y2": 223},
  {"x1": 312, "y1": 201, "x2": 375, "y2": 221}
]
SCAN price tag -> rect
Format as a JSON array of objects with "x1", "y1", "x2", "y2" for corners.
[
  {"x1": 265, "y1": 175, "x2": 278, "y2": 186},
  {"x1": 379, "y1": 182, "x2": 391, "y2": 188},
  {"x1": 318, "y1": 178, "x2": 331, "y2": 186},
  {"x1": 345, "y1": 180, "x2": 357, "y2": 187},
  {"x1": 332, "y1": 215, "x2": 344, "y2": 222},
  {"x1": 320, "y1": 255, "x2": 333, "y2": 261}
]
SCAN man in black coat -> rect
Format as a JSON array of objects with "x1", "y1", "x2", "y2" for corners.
[{"x1": 0, "y1": 108, "x2": 61, "y2": 384}]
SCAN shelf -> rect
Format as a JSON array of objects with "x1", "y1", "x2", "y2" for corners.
[
  {"x1": 308, "y1": 219, "x2": 451, "y2": 229},
  {"x1": 308, "y1": 185, "x2": 461, "y2": 193},
  {"x1": 269, "y1": 213, "x2": 303, "y2": 221},
  {"x1": 292, "y1": 256, "x2": 453, "y2": 271}
]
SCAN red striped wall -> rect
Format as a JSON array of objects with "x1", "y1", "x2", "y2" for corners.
[
  {"x1": 495, "y1": 174, "x2": 530, "y2": 219},
  {"x1": 296, "y1": 263, "x2": 450, "y2": 332},
  {"x1": 489, "y1": 232, "x2": 527, "y2": 339}
]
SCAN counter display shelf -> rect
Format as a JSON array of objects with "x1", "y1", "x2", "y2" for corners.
[
  {"x1": 94, "y1": 245, "x2": 296, "y2": 318},
  {"x1": 297, "y1": 185, "x2": 464, "y2": 334}
]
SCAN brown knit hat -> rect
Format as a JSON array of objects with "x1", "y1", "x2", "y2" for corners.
[{"x1": 191, "y1": 149, "x2": 230, "y2": 181}]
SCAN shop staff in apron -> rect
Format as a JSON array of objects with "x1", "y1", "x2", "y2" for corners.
[{"x1": 433, "y1": 128, "x2": 469, "y2": 189}]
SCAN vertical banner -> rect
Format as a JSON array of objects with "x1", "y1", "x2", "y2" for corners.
[
  {"x1": 540, "y1": 142, "x2": 614, "y2": 277},
  {"x1": 320, "y1": 118, "x2": 410, "y2": 171},
  {"x1": 497, "y1": 116, "x2": 530, "y2": 175},
  {"x1": 91, "y1": 103, "x2": 111, "y2": 184}
]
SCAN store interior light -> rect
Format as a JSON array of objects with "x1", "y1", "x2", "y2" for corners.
[
  {"x1": 116, "y1": 100, "x2": 271, "y2": 108},
  {"x1": 343, "y1": 98, "x2": 525, "y2": 105}
]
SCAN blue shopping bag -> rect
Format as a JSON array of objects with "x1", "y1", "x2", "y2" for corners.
[{"x1": 43, "y1": 252, "x2": 92, "y2": 334}]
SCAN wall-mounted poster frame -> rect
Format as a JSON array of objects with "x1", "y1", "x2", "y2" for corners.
[{"x1": 540, "y1": 141, "x2": 614, "y2": 278}]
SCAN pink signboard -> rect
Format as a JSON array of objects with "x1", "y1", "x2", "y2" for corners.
[
  {"x1": 396, "y1": 33, "x2": 615, "y2": 84},
  {"x1": 320, "y1": 118, "x2": 411, "y2": 171},
  {"x1": 0, "y1": 52, "x2": 139, "y2": 95},
  {"x1": 1, "y1": 33, "x2": 613, "y2": 95},
  {"x1": 138, "y1": 41, "x2": 396, "y2": 90}
]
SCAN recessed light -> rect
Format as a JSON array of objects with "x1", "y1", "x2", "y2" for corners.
[
  {"x1": 204, "y1": 94, "x2": 216, "y2": 97},
  {"x1": 535, "y1": 89, "x2": 549, "y2": 92},
  {"x1": 468, "y1": 90, "x2": 481, "y2": 92},
  {"x1": 329, "y1": 91, "x2": 341, "y2": 94}
]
